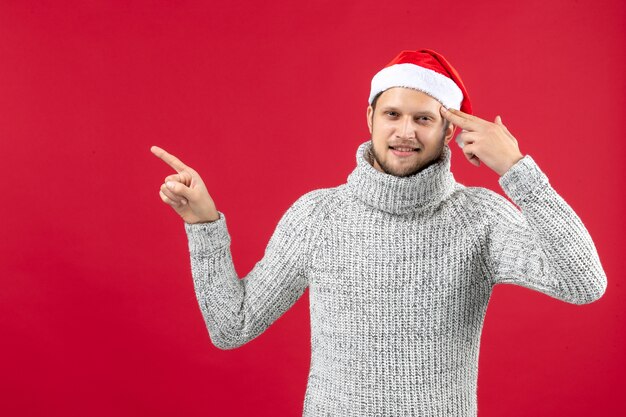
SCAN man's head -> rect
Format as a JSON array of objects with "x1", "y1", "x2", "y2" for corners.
[
  {"x1": 366, "y1": 49, "x2": 471, "y2": 177},
  {"x1": 367, "y1": 87, "x2": 454, "y2": 177}
]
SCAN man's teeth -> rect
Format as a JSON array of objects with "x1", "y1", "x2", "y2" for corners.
[{"x1": 393, "y1": 147, "x2": 415, "y2": 152}]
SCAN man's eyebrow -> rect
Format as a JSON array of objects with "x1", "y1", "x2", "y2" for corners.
[
  {"x1": 413, "y1": 110, "x2": 438, "y2": 118},
  {"x1": 380, "y1": 106, "x2": 438, "y2": 118}
]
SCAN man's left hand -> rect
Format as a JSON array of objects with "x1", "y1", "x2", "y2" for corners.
[{"x1": 440, "y1": 106, "x2": 524, "y2": 176}]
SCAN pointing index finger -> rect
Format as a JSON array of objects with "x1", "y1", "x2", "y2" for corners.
[
  {"x1": 150, "y1": 146, "x2": 188, "y2": 173},
  {"x1": 440, "y1": 107, "x2": 480, "y2": 131}
]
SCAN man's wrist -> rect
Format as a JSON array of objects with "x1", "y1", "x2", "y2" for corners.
[
  {"x1": 497, "y1": 153, "x2": 525, "y2": 177},
  {"x1": 186, "y1": 211, "x2": 221, "y2": 224}
]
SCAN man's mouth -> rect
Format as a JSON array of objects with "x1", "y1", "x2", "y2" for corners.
[
  {"x1": 389, "y1": 146, "x2": 418, "y2": 152},
  {"x1": 389, "y1": 146, "x2": 420, "y2": 156}
]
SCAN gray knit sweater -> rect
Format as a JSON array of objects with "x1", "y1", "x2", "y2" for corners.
[{"x1": 184, "y1": 139, "x2": 606, "y2": 416}]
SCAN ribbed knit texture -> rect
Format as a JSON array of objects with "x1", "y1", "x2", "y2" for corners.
[{"x1": 184, "y1": 139, "x2": 607, "y2": 416}]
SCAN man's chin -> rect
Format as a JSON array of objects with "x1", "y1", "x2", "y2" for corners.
[
  {"x1": 376, "y1": 159, "x2": 423, "y2": 177},
  {"x1": 391, "y1": 166, "x2": 423, "y2": 178}
]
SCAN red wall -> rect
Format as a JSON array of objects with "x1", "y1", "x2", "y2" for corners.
[{"x1": 1, "y1": 1, "x2": 624, "y2": 416}]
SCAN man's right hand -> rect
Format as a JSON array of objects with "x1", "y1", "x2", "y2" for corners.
[{"x1": 151, "y1": 146, "x2": 220, "y2": 224}]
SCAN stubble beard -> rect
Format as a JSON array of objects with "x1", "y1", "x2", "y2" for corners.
[{"x1": 370, "y1": 132, "x2": 446, "y2": 178}]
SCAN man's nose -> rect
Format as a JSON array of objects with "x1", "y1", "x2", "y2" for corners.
[{"x1": 397, "y1": 116, "x2": 416, "y2": 139}]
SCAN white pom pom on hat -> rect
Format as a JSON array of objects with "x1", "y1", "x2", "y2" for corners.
[{"x1": 369, "y1": 49, "x2": 472, "y2": 114}]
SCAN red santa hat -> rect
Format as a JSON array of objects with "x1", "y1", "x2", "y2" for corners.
[{"x1": 368, "y1": 49, "x2": 472, "y2": 114}]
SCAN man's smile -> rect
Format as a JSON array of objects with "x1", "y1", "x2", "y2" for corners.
[{"x1": 389, "y1": 147, "x2": 420, "y2": 157}]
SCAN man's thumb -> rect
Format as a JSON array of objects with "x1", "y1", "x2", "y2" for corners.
[
  {"x1": 166, "y1": 181, "x2": 191, "y2": 198},
  {"x1": 495, "y1": 115, "x2": 514, "y2": 136}
]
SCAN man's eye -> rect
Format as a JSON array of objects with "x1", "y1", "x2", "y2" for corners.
[
  {"x1": 416, "y1": 116, "x2": 431, "y2": 123},
  {"x1": 385, "y1": 111, "x2": 399, "y2": 117}
]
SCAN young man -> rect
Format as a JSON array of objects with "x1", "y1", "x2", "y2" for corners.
[{"x1": 151, "y1": 49, "x2": 607, "y2": 416}]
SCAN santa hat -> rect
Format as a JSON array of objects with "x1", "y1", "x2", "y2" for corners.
[{"x1": 368, "y1": 49, "x2": 472, "y2": 114}]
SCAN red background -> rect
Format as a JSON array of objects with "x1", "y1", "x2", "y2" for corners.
[{"x1": 1, "y1": 1, "x2": 624, "y2": 416}]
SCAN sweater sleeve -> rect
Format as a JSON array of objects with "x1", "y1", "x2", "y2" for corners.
[
  {"x1": 483, "y1": 155, "x2": 607, "y2": 305},
  {"x1": 183, "y1": 192, "x2": 319, "y2": 349}
]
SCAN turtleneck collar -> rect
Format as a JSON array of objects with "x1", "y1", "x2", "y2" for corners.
[{"x1": 346, "y1": 140, "x2": 457, "y2": 215}]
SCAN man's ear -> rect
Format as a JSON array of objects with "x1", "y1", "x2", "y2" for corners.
[
  {"x1": 366, "y1": 106, "x2": 373, "y2": 134},
  {"x1": 443, "y1": 122, "x2": 456, "y2": 146}
]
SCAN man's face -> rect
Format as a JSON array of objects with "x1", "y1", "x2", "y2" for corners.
[{"x1": 367, "y1": 87, "x2": 455, "y2": 177}]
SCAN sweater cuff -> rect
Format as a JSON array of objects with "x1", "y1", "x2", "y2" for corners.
[
  {"x1": 184, "y1": 211, "x2": 231, "y2": 256},
  {"x1": 498, "y1": 155, "x2": 549, "y2": 203}
]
